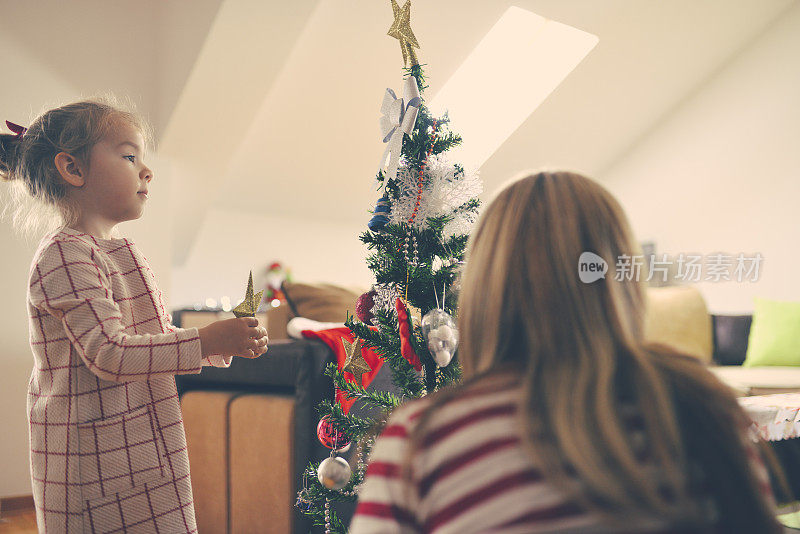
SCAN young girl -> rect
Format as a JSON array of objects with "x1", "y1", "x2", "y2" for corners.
[
  {"x1": 350, "y1": 171, "x2": 783, "y2": 533},
  {"x1": 1, "y1": 99, "x2": 269, "y2": 533}
]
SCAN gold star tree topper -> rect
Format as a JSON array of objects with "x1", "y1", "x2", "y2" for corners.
[
  {"x1": 233, "y1": 271, "x2": 264, "y2": 318},
  {"x1": 387, "y1": 0, "x2": 420, "y2": 66},
  {"x1": 342, "y1": 337, "x2": 372, "y2": 384}
]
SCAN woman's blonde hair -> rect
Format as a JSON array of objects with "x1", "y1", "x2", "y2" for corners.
[
  {"x1": 1, "y1": 95, "x2": 151, "y2": 237},
  {"x1": 410, "y1": 171, "x2": 783, "y2": 532}
]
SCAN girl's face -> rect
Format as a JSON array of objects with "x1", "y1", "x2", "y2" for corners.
[{"x1": 82, "y1": 119, "x2": 152, "y2": 224}]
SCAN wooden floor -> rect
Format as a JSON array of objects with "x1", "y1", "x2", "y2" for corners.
[
  {"x1": 0, "y1": 509, "x2": 37, "y2": 534},
  {"x1": 2, "y1": 505, "x2": 799, "y2": 533}
]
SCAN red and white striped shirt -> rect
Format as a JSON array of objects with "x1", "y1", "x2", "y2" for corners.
[{"x1": 351, "y1": 374, "x2": 773, "y2": 534}]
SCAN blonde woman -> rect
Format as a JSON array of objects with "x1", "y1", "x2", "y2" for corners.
[{"x1": 350, "y1": 171, "x2": 781, "y2": 533}]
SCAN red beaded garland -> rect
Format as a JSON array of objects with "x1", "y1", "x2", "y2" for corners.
[{"x1": 408, "y1": 120, "x2": 438, "y2": 224}]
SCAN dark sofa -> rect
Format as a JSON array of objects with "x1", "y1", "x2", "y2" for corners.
[
  {"x1": 711, "y1": 314, "x2": 753, "y2": 366},
  {"x1": 175, "y1": 336, "x2": 397, "y2": 533}
]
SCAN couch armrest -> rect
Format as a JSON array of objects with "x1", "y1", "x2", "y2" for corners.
[
  {"x1": 175, "y1": 338, "x2": 400, "y2": 533},
  {"x1": 176, "y1": 339, "x2": 334, "y2": 533}
]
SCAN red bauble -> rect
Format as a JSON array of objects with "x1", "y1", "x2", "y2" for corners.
[
  {"x1": 317, "y1": 416, "x2": 351, "y2": 450},
  {"x1": 356, "y1": 289, "x2": 376, "y2": 324}
]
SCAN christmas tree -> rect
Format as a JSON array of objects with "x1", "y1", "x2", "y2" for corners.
[{"x1": 296, "y1": 2, "x2": 482, "y2": 532}]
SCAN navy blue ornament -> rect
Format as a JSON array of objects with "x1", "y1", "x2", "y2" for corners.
[
  {"x1": 368, "y1": 194, "x2": 391, "y2": 231},
  {"x1": 295, "y1": 492, "x2": 313, "y2": 512}
]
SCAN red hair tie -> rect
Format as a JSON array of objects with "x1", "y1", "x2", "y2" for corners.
[{"x1": 5, "y1": 120, "x2": 27, "y2": 139}]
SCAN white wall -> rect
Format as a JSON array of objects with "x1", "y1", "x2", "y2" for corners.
[
  {"x1": 603, "y1": 4, "x2": 800, "y2": 314},
  {"x1": 0, "y1": 16, "x2": 88, "y2": 499},
  {"x1": 0, "y1": 0, "x2": 363, "y2": 497},
  {"x1": 0, "y1": 2, "x2": 172, "y2": 497},
  {"x1": 171, "y1": 208, "x2": 373, "y2": 309},
  {"x1": 0, "y1": 221, "x2": 41, "y2": 498}
]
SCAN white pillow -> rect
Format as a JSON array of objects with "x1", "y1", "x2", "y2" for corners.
[{"x1": 286, "y1": 317, "x2": 346, "y2": 339}]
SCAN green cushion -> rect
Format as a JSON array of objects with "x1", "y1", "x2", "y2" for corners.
[{"x1": 743, "y1": 298, "x2": 800, "y2": 367}]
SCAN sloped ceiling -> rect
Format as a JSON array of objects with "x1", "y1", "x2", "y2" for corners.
[
  {"x1": 162, "y1": 0, "x2": 794, "y2": 265},
  {"x1": 0, "y1": 0, "x2": 223, "y2": 137},
  {"x1": 1, "y1": 0, "x2": 793, "y2": 265}
]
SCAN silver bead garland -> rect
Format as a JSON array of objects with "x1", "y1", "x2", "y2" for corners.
[
  {"x1": 324, "y1": 498, "x2": 331, "y2": 534},
  {"x1": 403, "y1": 231, "x2": 419, "y2": 266},
  {"x1": 337, "y1": 439, "x2": 369, "y2": 497}
]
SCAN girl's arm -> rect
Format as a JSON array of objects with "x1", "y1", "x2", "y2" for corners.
[
  {"x1": 164, "y1": 311, "x2": 233, "y2": 368},
  {"x1": 29, "y1": 238, "x2": 207, "y2": 382}
]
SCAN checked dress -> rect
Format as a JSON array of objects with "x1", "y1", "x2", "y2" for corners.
[{"x1": 26, "y1": 227, "x2": 231, "y2": 533}]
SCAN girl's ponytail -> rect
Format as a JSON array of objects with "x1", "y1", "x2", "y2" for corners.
[
  {"x1": 0, "y1": 125, "x2": 26, "y2": 182},
  {"x1": 2, "y1": 96, "x2": 150, "y2": 236}
]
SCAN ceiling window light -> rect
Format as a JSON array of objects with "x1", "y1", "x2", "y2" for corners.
[{"x1": 428, "y1": 6, "x2": 599, "y2": 169}]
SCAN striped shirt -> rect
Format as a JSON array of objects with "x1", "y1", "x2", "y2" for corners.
[{"x1": 350, "y1": 374, "x2": 773, "y2": 534}]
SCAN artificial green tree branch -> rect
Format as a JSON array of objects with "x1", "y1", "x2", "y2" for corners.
[{"x1": 325, "y1": 363, "x2": 401, "y2": 410}]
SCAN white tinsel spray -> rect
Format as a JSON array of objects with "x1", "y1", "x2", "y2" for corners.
[
  {"x1": 370, "y1": 283, "x2": 401, "y2": 318},
  {"x1": 389, "y1": 155, "x2": 482, "y2": 237}
]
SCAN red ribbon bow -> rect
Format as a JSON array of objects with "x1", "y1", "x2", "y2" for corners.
[
  {"x1": 396, "y1": 298, "x2": 422, "y2": 372},
  {"x1": 6, "y1": 120, "x2": 27, "y2": 139}
]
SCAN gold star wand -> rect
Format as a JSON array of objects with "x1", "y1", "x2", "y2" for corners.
[
  {"x1": 342, "y1": 337, "x2": 372, "y2": 385},
  {"x1": 233, "y1": 271, "x2": 263, "y2": 318},
  {"x1": 387, "y1": 0, "x2": 420, "y2": 66}
]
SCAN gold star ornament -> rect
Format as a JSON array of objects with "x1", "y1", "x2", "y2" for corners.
[
  {"x1": 342, "y1": 337, "x2": 372, "y2": 385},
  {"x1": 387, "y1": 0, "x2": 420, "y2": 66},
  {"x1": 233, "y1": 271, "x2": 264, "y2": 318}
]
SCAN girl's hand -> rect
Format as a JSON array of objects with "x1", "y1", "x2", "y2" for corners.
[{"x1": 198, "y1": 317, "x2": 269, "y2": 358}]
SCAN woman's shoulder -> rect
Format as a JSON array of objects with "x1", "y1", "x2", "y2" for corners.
[
  {"x1": 383, "y1": 395, "x2": 432, "y2": 435},
  {"x1": 384, "y1": 371, "x2": 523, "y2": 438},
  {"x1": 647, "y1": 342, "x2": 739, "y2": 397}
]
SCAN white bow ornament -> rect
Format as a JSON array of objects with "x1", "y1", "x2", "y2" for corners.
[{"x1": 378, "y1": 76, "x2": 421, "y2": 185}]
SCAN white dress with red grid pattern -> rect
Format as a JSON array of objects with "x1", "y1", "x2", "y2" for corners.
[{"x1": 26, "y1": 227, "x2": 231, "y2": 534}]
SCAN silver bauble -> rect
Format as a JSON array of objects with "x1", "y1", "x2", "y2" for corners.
[{"x1": 317, "y1": 456, "x2": 352, "y2": 490}]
